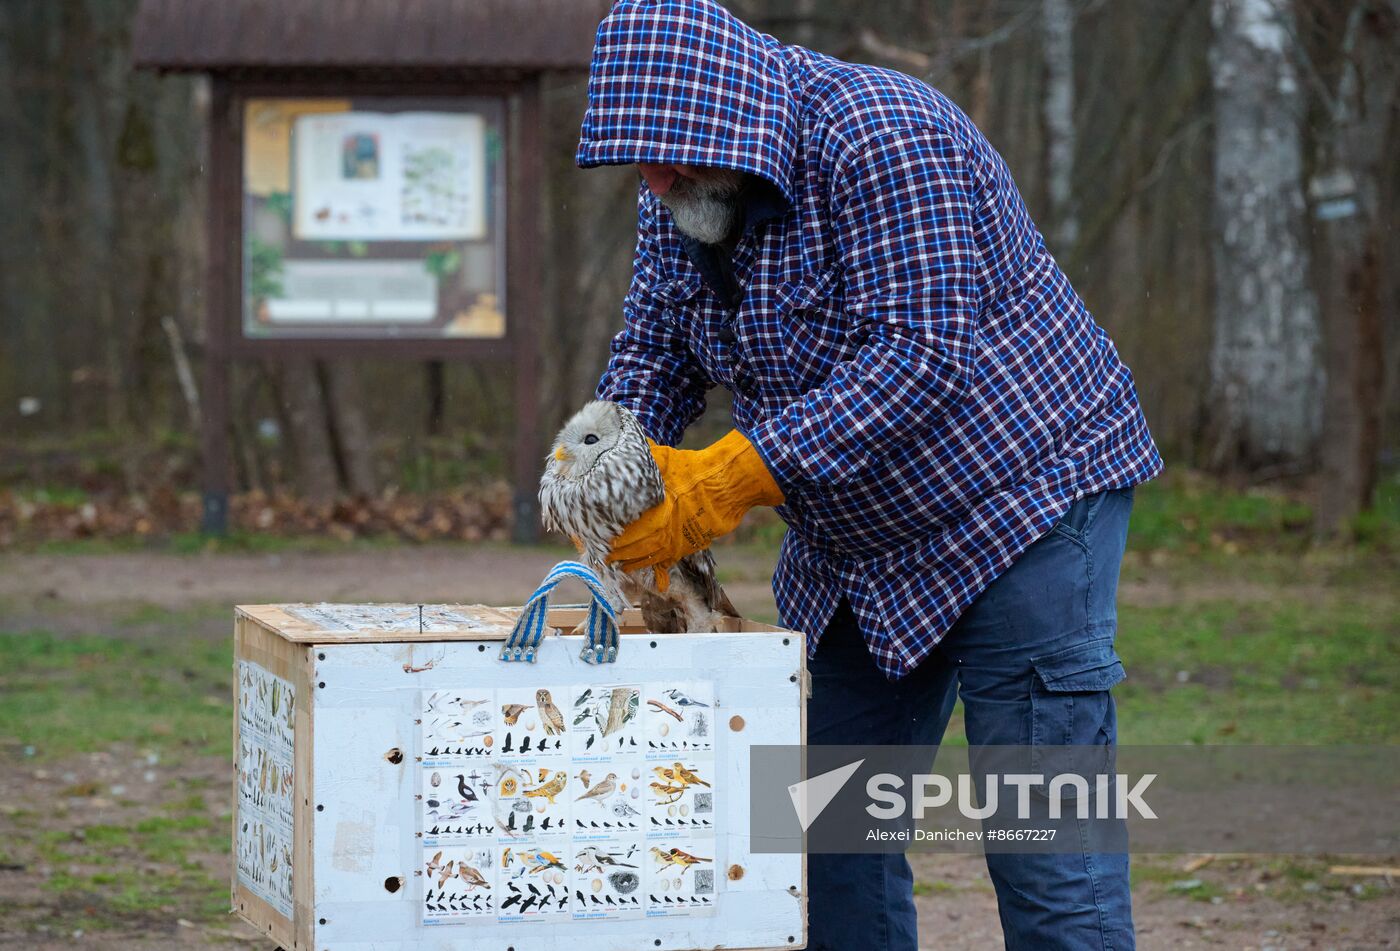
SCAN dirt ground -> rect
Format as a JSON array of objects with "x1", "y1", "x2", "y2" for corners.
[
  {"x1": 1, "y1": 547, "x2": 1396, "y2": 949},
  {"x1": 0, "y1": 544, "x2": 1338, "y2": 618}
]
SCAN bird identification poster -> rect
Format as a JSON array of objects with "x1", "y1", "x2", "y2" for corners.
[
  {"x1": 235, "y1": 661, "x2": 295, "y2": 917},
  {"x1": 417, "y1": 681, "x2": 718, "y2": 925},
  {"x1": 292, "y1": 111, "x2": 487, "y2": 242}
]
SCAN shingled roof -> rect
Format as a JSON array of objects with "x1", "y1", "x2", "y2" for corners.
[{"x1": 133, "y1": 0, "x2": 610, "y2": 73}]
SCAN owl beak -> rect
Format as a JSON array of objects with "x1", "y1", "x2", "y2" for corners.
[{"x1": 553, "y1": 446, "x2": 570, "y2": 462}]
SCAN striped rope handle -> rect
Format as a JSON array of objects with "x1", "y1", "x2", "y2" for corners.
[{"x1": 498, "y1": 561, "x2": 620, "y2": 665}]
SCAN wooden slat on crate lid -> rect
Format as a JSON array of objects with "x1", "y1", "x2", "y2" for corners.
[
  {"x1": 236, "y1": 603, "x2": 519, "y2": 643},
  {"x1": 236, "y1": 603, "x2": 786, "y2": 644}
]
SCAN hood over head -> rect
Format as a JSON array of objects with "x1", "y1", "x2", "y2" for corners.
[{"x1": 575, "y1": 0, "x2": 799, "y2": 203}]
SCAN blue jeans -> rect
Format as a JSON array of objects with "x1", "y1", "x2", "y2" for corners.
[{"x1": 807, "y1": 488, "x2": 1136, "y2": 951}]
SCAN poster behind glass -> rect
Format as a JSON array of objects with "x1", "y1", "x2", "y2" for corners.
[{"x1": 242, "y1": 98, "x2": 506, "y2": 340}]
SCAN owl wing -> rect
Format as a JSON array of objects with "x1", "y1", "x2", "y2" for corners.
[
  {"x1": 676, "y1": 550, "x2": 739, "y2": 619},
  {"x1": 543, "y1": 703, "x2": 565, "y2": 734},
  {"x1": 639, "y1": 590, "x2": 687, "y2": 635},
  {"x1": 638, "y1": 550, "x2": 737, "y2": 634}
]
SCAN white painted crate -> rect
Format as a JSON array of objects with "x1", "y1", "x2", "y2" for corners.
[{"x1": 232, "y1": 601, "x2": 807, "y2": 950}]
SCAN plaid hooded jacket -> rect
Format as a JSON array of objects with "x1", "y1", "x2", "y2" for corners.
[{"x1": 577, "y1": 0, "x2": 1163, "y2": 679}]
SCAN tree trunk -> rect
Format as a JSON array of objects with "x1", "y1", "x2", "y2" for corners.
[
  {"x1": 1313, "y1": 214, "x2": 1384, "y2": 534},
  {"x1": 322, "y1": 362, "x2": 377, "y2": 497},
  {"x1": 67, "y1": 0, "x2": 131, "y2": 437},
  {"x1": 1309, "y1": 1, "x2": 1398, "y2": 535},
  {"x1": 1206, "y1": 0, "x2": 1322, "y2": 471},
  {"x1": 1042, "y1": 0, "x2": 1079, "y2": 253},
  {"x1": 279, "y1": 359, "x2": 339, "y2": 504},
  {"x1": 231, "y1": 365, "x2": 272, "y2": 495},
  {"x1": 425, "y1": 361, "x2": 446, "y2": 437}
]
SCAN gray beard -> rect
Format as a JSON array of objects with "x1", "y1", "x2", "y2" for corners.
[{"x1": 658, "y1": 170, "x2": 744, "y2": 244}]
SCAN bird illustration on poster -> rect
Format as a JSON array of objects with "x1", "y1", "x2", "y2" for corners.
[{"x1": 416, "y1": 679, "x2": 720, "y2": 926}]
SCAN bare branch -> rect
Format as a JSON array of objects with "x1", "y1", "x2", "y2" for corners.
[
  {"x1": 854, "y1": 28, "x2": 932, "y2": 74},
  {"x1": 1131, "y1": 115, "x2": 1212, "y2": 197}
]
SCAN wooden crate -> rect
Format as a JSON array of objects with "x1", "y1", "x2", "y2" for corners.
[{"x1": 233, "y1": 601, "x2": 807, "y2": 950}]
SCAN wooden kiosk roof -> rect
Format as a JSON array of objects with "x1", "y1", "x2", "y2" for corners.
[{"x1": 132, "y1": 0, "x2": 610, "y2": 73}]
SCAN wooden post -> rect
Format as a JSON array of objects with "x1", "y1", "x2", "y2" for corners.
[
  {"x1": 202, "y1": 79, "x2": 233, "y2": 535},
  {"x1": 510, "y1": 78, "x2": 544, "y2": 543}
]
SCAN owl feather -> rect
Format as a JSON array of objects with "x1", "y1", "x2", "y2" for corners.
[{"x1": 539, "y1": 400, "x2": 737, "y2": 633}]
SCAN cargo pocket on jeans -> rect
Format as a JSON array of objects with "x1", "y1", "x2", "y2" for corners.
[{"x1": 1029, "y1": 637, "x2": 1126, "y2": 785}]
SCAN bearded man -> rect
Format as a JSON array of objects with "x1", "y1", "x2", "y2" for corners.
[{"x1": 575, "y1": 1, "x2": 1162, "y2": 947}]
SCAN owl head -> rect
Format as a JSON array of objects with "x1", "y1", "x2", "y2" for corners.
[
  {"x1": 545, "y1": 400, "x2": 631, "y2": 480},
  {"x1": 536, "y1": 688, "x2": 552, "y2": 705}
]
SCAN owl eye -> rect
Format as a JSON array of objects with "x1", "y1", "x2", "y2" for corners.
[{"x1": 583, "y1": 434, "x2": 599, "y2": 445}]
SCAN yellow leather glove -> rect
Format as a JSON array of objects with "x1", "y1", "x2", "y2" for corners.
[{"x1": 609, "y1": 430, "x2": 784, "y2": 583}]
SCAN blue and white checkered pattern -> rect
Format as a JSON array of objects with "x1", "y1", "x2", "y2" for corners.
[{"x1": 579, "y1": 0, "x2": 1163, "y2": 679}]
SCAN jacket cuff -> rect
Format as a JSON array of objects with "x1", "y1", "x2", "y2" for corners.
[{"x1": 745, "y1": 418, "x2": 801, "y2": 498}]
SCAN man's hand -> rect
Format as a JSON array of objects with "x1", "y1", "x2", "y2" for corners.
[{"x1": 608, "y1": 430, "x2": 784, "y2": 581}]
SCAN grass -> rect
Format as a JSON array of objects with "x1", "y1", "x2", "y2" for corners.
[
  {"x1": 1126, "y1": 469, "x2": 1400, "y2": 553},
  {"x1": 1127, "y1": 854, "x2": 1390, "y2": 906},
  {"x1": 926, "y1": 581, "x2": 1400, "y2": 748},
  {"x1": 1129, "y1": 860, "x2": 1225, "y2": 902},
  {"x1": 1114, "y1": 598, "x2": 1399, "y2": 744},
  {"x1": 1125, "y1": 473, "x2": 1313, "y2": 552},
  {"x1": 913, "y1": 879, "x2": 971, "y2": 896},
  {"x1": 0, "y1": 606, "x2": 234, "y2": 934},
  {"x1": 8, "y1": 486, "x2": 92, "y2": 507},
  {"x1": 9, "y1": 786, "x2": 230, "y2": 932},
  {"x1": 0, "y1": 627, "x2": 232, "y2": 761}
]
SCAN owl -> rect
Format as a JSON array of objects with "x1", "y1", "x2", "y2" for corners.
[
  {"x1": 539, "y1": 400, "x2": 737, "y2": 633},
  {"x1": 535, "y1": 688, "x2": 565, "y2": 735}
]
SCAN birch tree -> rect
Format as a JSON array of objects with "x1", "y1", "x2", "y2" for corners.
[
  {"x1": 1207, "y1": 0, "x2": 1322, "y2": 470},
  {"x1": 1042, "y1": 0, "x2": 1079, "y2": 252}
]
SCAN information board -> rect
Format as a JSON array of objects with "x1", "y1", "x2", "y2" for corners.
[
  {"x1": 292, "y1": 112, "x2": 487, "y2": 242},
  {"x1": 241, "y1": 97, "x2": 506, "y2": 340}
]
